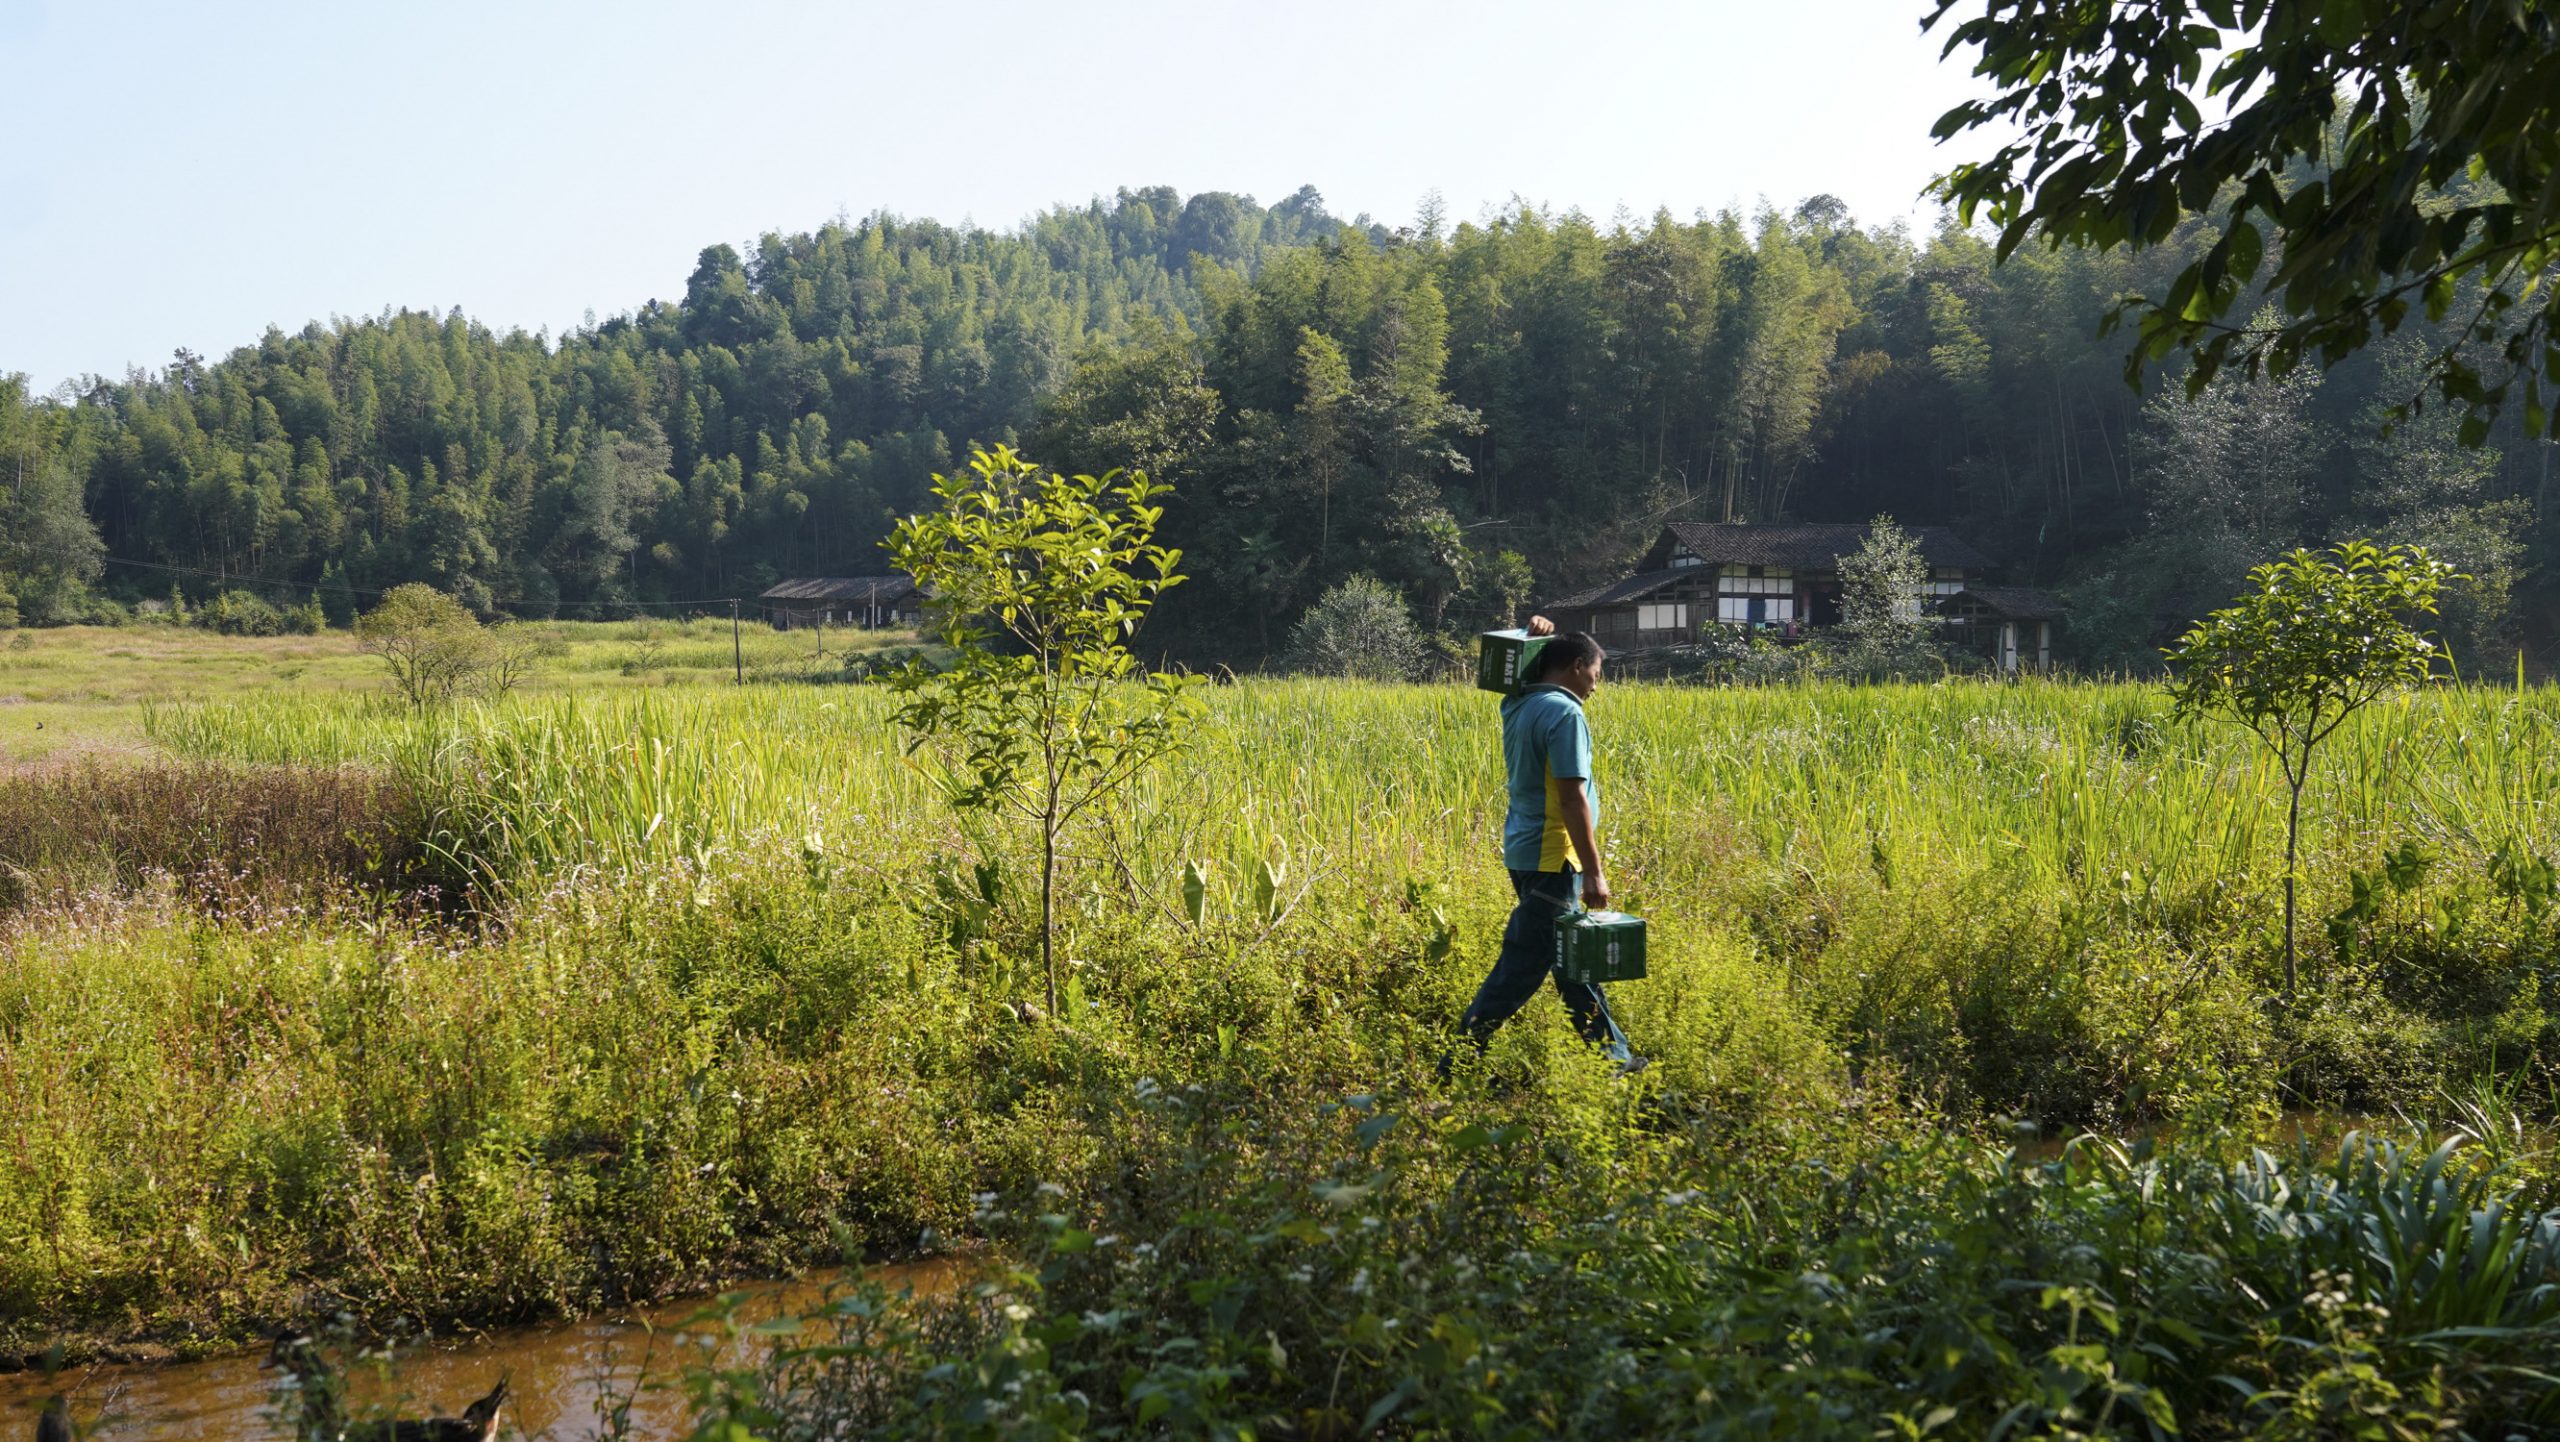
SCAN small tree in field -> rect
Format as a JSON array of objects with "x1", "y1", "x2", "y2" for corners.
[
  {"x1": 884, "y1": 446, "x2": 1203, "y2": 1019},
  {"x1": 1837, "y1": 515, "x2": 1936, "y2": 677},
  {"x1": 2164, "y1": 541, "x2": 2452, "y2": 998},
  {"x1": 358, "y1": 585, "x2": 488, "y2": 709},
  {"x1": 356, "y1": 584, "x2": 536, "y2": 708},
  {"x1": 1285, "y1": 575, "x2": 1427, "y2": 681}
]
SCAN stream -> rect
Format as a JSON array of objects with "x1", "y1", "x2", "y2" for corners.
[{"x1": 2, "y1": 1260, "x2": 962, "y2": 1441}]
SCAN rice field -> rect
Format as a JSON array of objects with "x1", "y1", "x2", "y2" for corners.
[
  {"x1": 139, "y1": 673, "x2": 2560, "y2": 956},
  {"x1": 121, "y1": 673, "x2": 2560, "y2": 1127}
]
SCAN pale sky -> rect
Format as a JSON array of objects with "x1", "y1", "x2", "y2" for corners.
[{"x1": 0, "y1": 0, "x2": 1992, "y2": 393}]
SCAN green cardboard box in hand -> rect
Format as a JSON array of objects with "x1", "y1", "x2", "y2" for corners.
[
  {"x1": 1554, "y1": 909, "x2": 1647, "y2": 983},
  {"x1": 1477, "y1": 629, "x2": 1552, "y2": 695}
]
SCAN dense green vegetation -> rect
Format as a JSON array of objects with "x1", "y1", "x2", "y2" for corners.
[
  {"x1": 705, "y1": 1094, "x2": 2560, "y2": 1438},
  {"x1": 1929, "y1": 0, "x2": 2560, "y2": 444},
  {"x1": 8, "y1": 673, "x2": 2560, "y2": 1434},
  {"x1": 6, "y1": 184, "x2": 2554, "y2": 668}
]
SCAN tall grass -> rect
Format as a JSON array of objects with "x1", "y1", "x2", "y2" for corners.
[
  {"x1": 143, "y1": 677, "x2": 2560, "y2": 898},
  {"x1": 145, "y1": 680, "x2": 2560, "y2": 1106},
  {"x1": 8, "y1": 675, "x2": 2553, "y2": 1368}
]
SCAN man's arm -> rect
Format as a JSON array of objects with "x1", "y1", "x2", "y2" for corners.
[{"x1": 1554, "y1": 778, "x2": 1609, "y2": 910}]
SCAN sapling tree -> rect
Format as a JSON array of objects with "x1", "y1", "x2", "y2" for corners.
[
  {"x1": 1837, "y1": 515, "x2": 1936, "y2": 677},
  {"x1": 2163, "y1": 540, "x2": 2452, "y2": 998},
  {"x1": 884, "y1": 446, "x2": 1203, "y2": 1018}
]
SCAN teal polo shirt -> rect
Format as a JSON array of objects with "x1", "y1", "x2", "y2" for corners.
[{"x1": 1501, "y1": 684, "x2": 1598, "y2": 873}]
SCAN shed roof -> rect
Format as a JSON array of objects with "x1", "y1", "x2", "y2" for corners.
[
  {"x1": 1546, "y1": 567, "x2": 1691, "y2": 611},
  {"x1": 1660, "y1": 521, "x2": 1993, "y2": 572},
  {"x1": 1947, "y1": 586, "x2": 2067, "y2": 621},
  {"x1": 758, "y1": 576, "x2": 920, "y2": 604}
]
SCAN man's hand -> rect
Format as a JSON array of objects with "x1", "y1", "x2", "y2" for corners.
[
  {"x1": 1526, "y1": 615, "x2": 1556, "y2": 636},
  {"x1": 1580, "y1": 871, "x2": 1611, "y2": 911}
]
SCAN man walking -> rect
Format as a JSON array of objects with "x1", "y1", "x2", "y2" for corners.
[{"x1": 1454, "y1": 616, "x2": 1642, "y2": 1072}]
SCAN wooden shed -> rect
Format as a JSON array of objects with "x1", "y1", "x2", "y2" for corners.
[
  {"x1": 1943, "y1": 586, "x2": 2066, "y2": 673},
  {"x1": 759, "y1": 576, "x2": 924, "y2": 630}
]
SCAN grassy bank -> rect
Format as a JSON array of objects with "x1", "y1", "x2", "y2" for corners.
[{"x1": 4, "y1": 669, "x2": 2559, "y2": 1431}]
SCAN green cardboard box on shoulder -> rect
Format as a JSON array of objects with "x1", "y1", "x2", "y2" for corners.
[
  {"x1": 1477, "y1": 629, "x2": 1551, "y2": 695},
  {"x1": 1554, "y1": 910, "x2": 1647, "y2": 984}
]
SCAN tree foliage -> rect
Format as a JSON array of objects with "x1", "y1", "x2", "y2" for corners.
[
  {"x1": 1928, "y1": 0, "x2": 2560, "y2": 440},
  {"x1": 0, "y1": 375, "x2": 105, "y2": 624},
  {"x1": 2164, "y1": 540, "x2": 2451, "y2": 992},
  {"x1": 6, "y1": 183, "x2": 2551, "y2": 665},
  {"x1": 1837, "y1": 515, "x2": 1938, "y2": 677},
  {"x1": 1283, "y1": 575, "x2": 1429, "y2": 681},
  {"x1": 354, "y1": 583, "x2": 521, "y2": 709},
  {"x1": 883, "y1": 447, "x2": 1203, "y2": 1018}
]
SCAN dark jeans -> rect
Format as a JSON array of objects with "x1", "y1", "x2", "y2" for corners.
[{"x1": 1455, "y1": 866, "x2": 1634, "y2": 1064}]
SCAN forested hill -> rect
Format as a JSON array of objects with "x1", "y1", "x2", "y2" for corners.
[{"x1": 3, "y1": 184, "x2": 2554, "y2": 667}]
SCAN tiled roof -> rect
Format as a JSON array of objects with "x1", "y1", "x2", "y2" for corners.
[
  {"x1": 1948, "y1": 586, "x2": 2067, "y2": 621},
  {"x1": 1545, "y1": 567, "x2": 1692, "y2": 610},
  {"x1": 1662, "y1": 522, "x2": 1992, "y2": 572},
  {"x1": 758, "y1": 576, "x2": 920, "y2": 603}
]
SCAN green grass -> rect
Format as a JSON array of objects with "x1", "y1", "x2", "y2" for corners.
[
  {"x1": 0, "y1": 618, "x2": 921, "y2": 761},
  {"x1": 4, "y1": 658, "x2": 2558, "y2": 1434},
  {"x1": 135, "y1": 676, "x2": 2560, "y2": 1119}
]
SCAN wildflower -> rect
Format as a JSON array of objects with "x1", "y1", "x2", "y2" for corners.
[
  {"x1": 1035, "y1": 1181, "x2": 1066, "y2": 1198},
  {"x1": 1348, "y1": 1268, "x2": 1371, "y2": 1296},
  {"x1": 1002, "y1": 1302, "x2": 1033, "y2": 1323}
]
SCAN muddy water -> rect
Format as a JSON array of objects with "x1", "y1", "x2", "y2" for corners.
[{"x1": 2, "y1": 1260, "x2": 963, "y2": 1441}]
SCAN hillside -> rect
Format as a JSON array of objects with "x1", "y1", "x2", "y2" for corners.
[{"x1": 3, "y1": 184, "x2": 2551, "y2": 667}]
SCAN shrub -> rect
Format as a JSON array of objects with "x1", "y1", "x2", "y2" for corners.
[
  {"x1": 1838, "y1": 514, "x2": 1940, "y2": 678},
  {"x1": 1285, "y1": 574, "x2": 1427, "y2": 680},
  {"x1": 197, "y1": 589, "x2": 286, "y2": 636},
  {"x1": 709, "y1": 1084, "x2": 2560, "y2": 1438},
  {"x1": 354, "y1": 583, "x2": 526, "y2": 708}
]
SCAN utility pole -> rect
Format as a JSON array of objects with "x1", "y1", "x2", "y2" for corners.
[{"x1": 730, "y1": 597, "x2": 743, "y2": 685}]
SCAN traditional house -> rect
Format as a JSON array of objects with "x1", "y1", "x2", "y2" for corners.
[
  {"x1": 1537, "y1": 521, "x2": 2064, "y2": 671},
  {"x1": 758, "y1": 575, "x2": 925, "y2": 630},
  {"x1": 1539, "y1": 522, "x2": 1995, "y2": 646}
]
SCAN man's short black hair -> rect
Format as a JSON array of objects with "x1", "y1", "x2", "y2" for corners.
[{"x1": 1526, "y1": 630, "x2": 1603, "y2": 684}]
